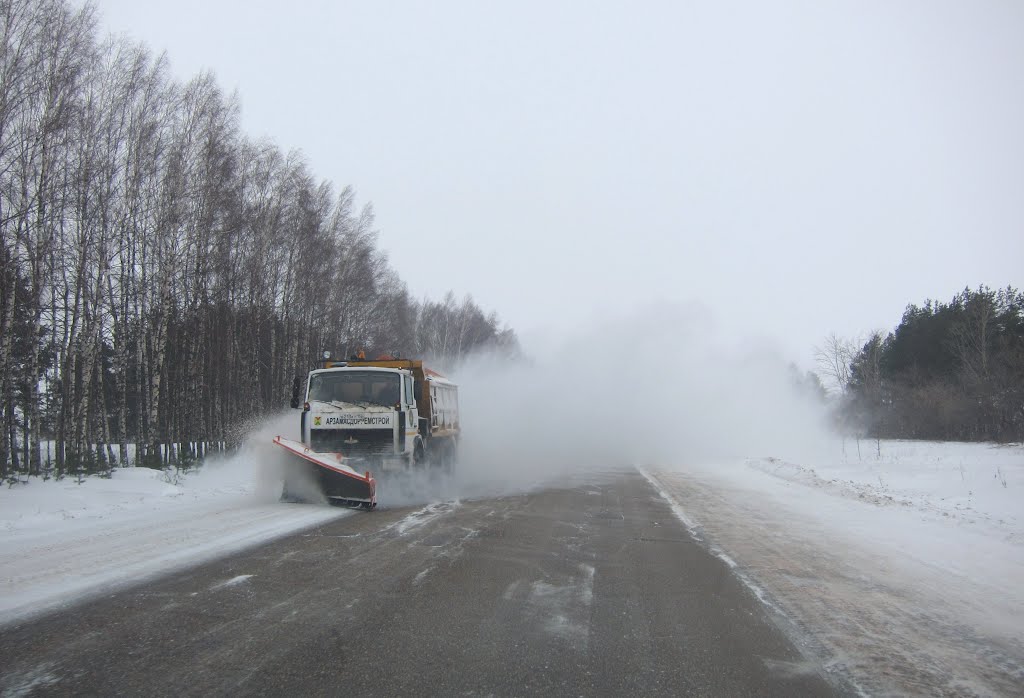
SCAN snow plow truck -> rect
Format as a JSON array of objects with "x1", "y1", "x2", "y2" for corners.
[{"x1": 273, "y1": 353, "x2": 459, "y2": 509}]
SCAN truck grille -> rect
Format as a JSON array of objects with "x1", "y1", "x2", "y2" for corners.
[{"x1": 311, "y1": 428, "x2": 394, "y2": 456}]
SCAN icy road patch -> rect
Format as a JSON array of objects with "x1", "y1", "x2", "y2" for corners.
[
  {"x1": 0, "y1": 460, "x2": 350, "y2": 626},
  {"x1": 645, "y1": 439, "x2": 1024, "y2": 697}
]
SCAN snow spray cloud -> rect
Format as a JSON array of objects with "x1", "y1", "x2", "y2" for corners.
[
  {"x1": 202, "y1": 411, "x2": 326, "y2": 505},
  {"x1": 450, "y1": 301, "x2": 832, "y2": 498},
  {"x1": 202, "y1": 301, "x2": 831, "y2": 508}
]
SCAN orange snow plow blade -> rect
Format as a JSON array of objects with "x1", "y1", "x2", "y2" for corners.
[{"x1": 273, "y1": 436, "x2": 377, "y2": 509}]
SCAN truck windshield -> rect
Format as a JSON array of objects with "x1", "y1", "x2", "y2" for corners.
[{"x1": 308, "y1": 371, "x2": 400, "y2": 407}]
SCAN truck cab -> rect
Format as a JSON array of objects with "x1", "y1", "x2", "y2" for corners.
[
  {"x1": 300, "y1": 366, "x2": 421, "y2": 471},
  {"x1": 292, "y1": 356, "x2": 458, "y2": 475}
]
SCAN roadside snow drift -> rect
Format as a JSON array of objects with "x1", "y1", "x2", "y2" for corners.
[{"x1": 0, "y1": 414, "x2": 350, "y2": 626}]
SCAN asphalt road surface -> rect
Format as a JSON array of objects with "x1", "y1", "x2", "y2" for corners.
[{"x1": 0, "y1": 470, "x2": 840, "y2": 696}]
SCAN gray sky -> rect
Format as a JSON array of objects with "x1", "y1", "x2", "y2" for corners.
[{"x1": 95, "y1": 0, "x2": 1023, "y2": 367}]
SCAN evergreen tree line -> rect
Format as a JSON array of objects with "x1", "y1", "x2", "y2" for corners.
[
  {"x1": 818, "y1": 286, "x2": 1024, "y2": 442},
  {"x1": 0, "y1": 0, "x2": 517, "y2": 480}
]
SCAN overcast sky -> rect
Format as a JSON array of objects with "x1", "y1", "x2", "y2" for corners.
[{"x1": 94, "y1": 0, "x2": 1023, "y2": 366}]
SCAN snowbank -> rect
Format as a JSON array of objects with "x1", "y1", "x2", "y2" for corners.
[{"x1": 0, "y1": 425, "x2": 350, "y2": 626}]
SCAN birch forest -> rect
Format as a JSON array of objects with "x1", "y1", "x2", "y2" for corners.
[{"x1": 0, "y1": 0, "x2": 517, "y2": 480}]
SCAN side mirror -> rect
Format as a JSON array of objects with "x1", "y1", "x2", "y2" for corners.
[
  {"x1": 290, "y1": 375, "x2": 301, "y2": 409},
  {"x1": 414, "y1": 382, "x2": 422, "y2": 401}
]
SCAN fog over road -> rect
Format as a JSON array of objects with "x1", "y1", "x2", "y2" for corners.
[{"x1": 0, "y1": 471, "x2": 838, "y2": 696}]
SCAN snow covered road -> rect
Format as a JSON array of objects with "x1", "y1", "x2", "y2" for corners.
[
  {"x1": 2, "y1": 438, "x2": 1021, "y2": 695},
  {"x1": 0, "y1": 471, "x2": 836, "y2": 696}
]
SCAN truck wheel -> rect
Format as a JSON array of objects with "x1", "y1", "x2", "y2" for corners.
[
  {"x1": 435, "y1": 438, "x2": 455, "y2": 475},
  {"x1": 446, "y1": 440, "x2": 458, "y2": 474},
  {"x1": 426, "y1": 442, "x2": 443, "y2": 470},
  {"x1": 410, "y1": 439, "x2": 424, "y2": 468}
]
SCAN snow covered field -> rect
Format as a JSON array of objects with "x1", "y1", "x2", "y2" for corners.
[
  {"x1": 0, "y1": 437, "x2": 350, "y2": 627},
  {"x1": 645, "y1": 439, "x2": 1024, "y2": 697}
]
